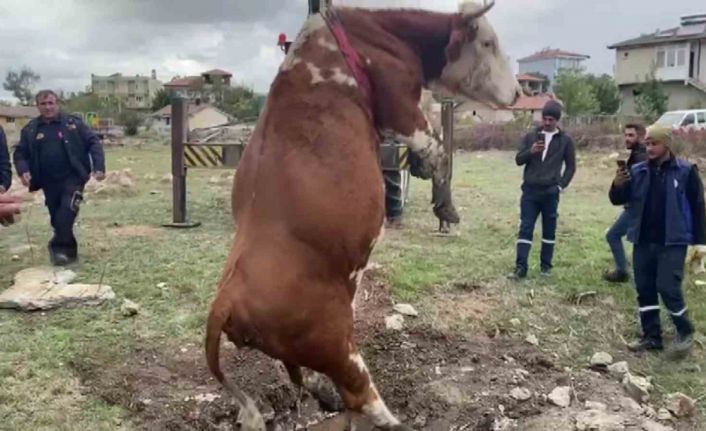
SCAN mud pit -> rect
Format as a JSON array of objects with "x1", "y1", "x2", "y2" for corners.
[{"x1": 69, "y1": 274, "x2": 697, "y2": 430}]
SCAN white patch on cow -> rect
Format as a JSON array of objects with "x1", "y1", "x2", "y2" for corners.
[
  {"x1": 330, "y1": 67, "x2": 358, "y2": 87},
  {"x1": 362, "y1": 394, "x2": 401, "y2": 427},
  {"x1": 306, "y1": 62, "x2": 325, "y2": 84},
  {"x1": 349, "y1": 352, "x2": 368, "y2": 374},
  {"x1": 317, "y1": 37, "x2": 338, "y2": 52},
  {"x1": 281, "y1": 14, "x2": 326, "y2": 71}
]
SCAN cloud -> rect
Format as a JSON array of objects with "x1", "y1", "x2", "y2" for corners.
[{"x1": 0, "y1": 0, "x2": 700, "y2": 102}]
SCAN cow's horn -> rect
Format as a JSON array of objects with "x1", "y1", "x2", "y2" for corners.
[{"x1": 460, "y1": 0, "x2": 495, "y2": 19}]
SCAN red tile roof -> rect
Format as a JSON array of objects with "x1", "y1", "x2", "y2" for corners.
[
  {"x1": 202, "y1": 69, "x2": 233, "y2": 77},
  {"x1": 518, "y1": 49, "x2": 590, "y2": 62},
  {"x1": 164, "y1": 76, "x2": 202, "y2": 87},
  {"x1": 516, "y1": 73, "x2": 545, "y2": 82},
  {"x1": 509, "y1": 95, "x2": 558, "y2": 111}
]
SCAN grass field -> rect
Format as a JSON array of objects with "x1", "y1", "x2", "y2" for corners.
[{"x1": 0, "y1": 145, "x2": 704, "y2": 430}]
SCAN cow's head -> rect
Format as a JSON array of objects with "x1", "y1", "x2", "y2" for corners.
[{"x1": 432, "y1": 1, "x2": 521, "y2": 107}]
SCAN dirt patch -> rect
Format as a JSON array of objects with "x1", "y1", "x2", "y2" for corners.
[
  {"x1": 85, "y1": 169, "x2": 138, "y2": 197},
  {"x1": 69, "y1": 273, "x2": 700, "y2": 430},
  {"x1": 426, "y1": 288, "x2": 498, "y2": 330},
  {"x1": 109, "y1": 224, "x2": 163, "y2": 238}
]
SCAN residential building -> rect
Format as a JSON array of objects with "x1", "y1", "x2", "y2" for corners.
[
  {"x1": 151, "y1": 102, "x2": 230, "y2": 136},
  {"x1": 458, "y1": 94, "x2": 559, "y2": 124},
  {"x1": 91, "y1": 70, "x2": 163, "y2": 110},
  {"x1": 518, "y1": 48, "x2": 590, "y2": 91},
  {"x1": 164, "y1": 69, "x2": 234, "y2": 102},
  {"x1": 517, "y1": 73, "x2": 547, "y2": 96},
  {"x1": 0, "y1": 105, "x2": 39, "y2": 132},
  {"x1": 608, "y1": 13, "x2": 706, "y2": 116}
]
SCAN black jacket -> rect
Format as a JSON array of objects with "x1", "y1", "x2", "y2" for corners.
[
  {"x1": 0, "y1": 126, "x2": 10, "y2": 191},
  {"x1": 627, "y1": 143, "x2": 648, "y2": 168},
  {"x1": 13, "y1": 113, "x2": 105, "y2": 191},
  {"x1": 516, "y1": 127, "x2": 576, "y2": 190}
]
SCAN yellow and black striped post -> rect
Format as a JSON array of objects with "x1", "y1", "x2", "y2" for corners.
[{"x1": 184, "y1": 144, "x2": 224, "y2": 168}]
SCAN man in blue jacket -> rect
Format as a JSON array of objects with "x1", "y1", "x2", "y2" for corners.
[
  {"x1": 610, "y1": 126, "x2": 705, "y2": 357},
  {"x1": 13, "y1": 90, "x2": 105, "y2": 265},
  {"x1": 510, "y1": 100, "x2": 576, "y2": 279}
]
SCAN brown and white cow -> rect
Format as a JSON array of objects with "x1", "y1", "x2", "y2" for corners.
[{"x1": 206, "y1": 2, "x2": 521, "y2": 429}]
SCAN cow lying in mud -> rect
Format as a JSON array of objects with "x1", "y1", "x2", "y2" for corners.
[{"x1": 206, "y1": 2, "x2": 521, "y2": 429}]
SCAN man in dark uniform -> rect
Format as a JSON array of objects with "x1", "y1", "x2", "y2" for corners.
[
  {"x1": 603, "y1": 123, "x2": 648, "y2": 282},
  {"x1": 510, "y1": 100, "x2": 576, "y2": 279},
  {"x1": 0, "y1": 124, "x2": 11, "y2": 194},
  {"x1": 610, "y1": 126, "x2": 705, "y2": 357},
  {"x1": 13, "y1": 90, "x2": 106, "y2": 265}
]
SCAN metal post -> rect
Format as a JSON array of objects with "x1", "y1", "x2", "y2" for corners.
[
  {"x1": 441, "y1": 99, "x2": 455, "y2": 185},
  {"x1": 164, "y1": 97, "x2": 201, "y2": 228}
]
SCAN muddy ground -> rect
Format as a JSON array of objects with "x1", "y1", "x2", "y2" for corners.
[{"x1": 69, "y1": 272, "x2": 701, "y2": 430}]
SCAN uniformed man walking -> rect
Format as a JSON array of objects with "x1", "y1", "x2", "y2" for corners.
[
  {"x1": 13, "y1": 90, "x2": 106, "y2": 265},
  {"x1": 0, "y1": 124, "x2": 11, "y2": 194}
]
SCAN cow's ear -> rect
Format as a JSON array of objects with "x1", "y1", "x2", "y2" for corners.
[{"x1": 445, "y1": 29, "x2": 466, "y2": 62}]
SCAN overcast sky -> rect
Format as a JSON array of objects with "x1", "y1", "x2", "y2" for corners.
[{"x1": 0, "y1": 0, "x2": 700, "y2": 102}]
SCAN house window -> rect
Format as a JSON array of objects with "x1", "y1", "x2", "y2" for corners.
[
  {"x1": 166, "y1": 117, "x2": 171, "y2": 126},
  {"x1": 657, "y1": 44, "x2": 688, "y2": 68},
  {"x1": 7, "y1": 117, "x2": 15, "y2": 123}
]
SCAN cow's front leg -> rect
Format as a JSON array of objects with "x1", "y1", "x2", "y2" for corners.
[{"x1": 382, "y1": 124, "x2": 459, "y2": 226}]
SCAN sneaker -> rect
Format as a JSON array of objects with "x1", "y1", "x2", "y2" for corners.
[
  {"x1": 627, "y1": 337, "x2": 663, "y2": 352},
  {"x1": 667, "y1": 333, "x2": 694, "y2": 360},
  {"x1": 603, "y1": 269, "x2": 630, "y2": 283},
  {"x1": 540, "y1": 268, "x2": 552, "y2": 277},
  {"x1": 507, "y1": 268, "x2": 527, "y2": 281}
]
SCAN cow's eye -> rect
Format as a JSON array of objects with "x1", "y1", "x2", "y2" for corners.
[{"x1": 483, "y1": 41, "x2": 493, "y2": 48}]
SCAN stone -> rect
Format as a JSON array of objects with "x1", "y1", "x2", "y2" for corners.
[
  {"x1": 120, "y1": 299, "x2": 140, "y2": 317},
  {"x1": 641, "y1": 420, "x2": 674, "y2": 431},
  {"x1": 509, "y1": 318, "x2": 521, "y2": 327},
  {"x1": 548, "y1": 386, "x2": 571, "y2": 408},
  {"x1": 617, "y1": 396, "x2": 643, "y2": 414},
  {"x1": 665, "y1": 392, "x2": 696, "y2": 418},
  {"x1": 11, "y1": 255, "x2": 20, "y2": 261},
  {"x1": 585, "y1": 401, "x2": 607, "y2": 411},
  {"x1": 643, "y1": 405, "x2": 657, "y2": 419},
  {"x1": 590, "y1": 352, "x2": 614, "y2": 369},
  {"x1": 607, "y1": 361, "x2": 630, "y2": 380},
  {"x1": 622, "y1": 373, "x2": 652, "y2": 403},
  {"x1": 575, "y1": 410, "x2": 625, "y2": 431},
  {"x1": 385, "y1": 314, "x2": 404, "y2": 331},
  {"x1": 492, "y1": 417, "x2": 516, "y2": 431},
  {"x1": 525, "y1": 333, "x2": 539, "y2": 346},
  {"x1": 0, "y1": 266, "x2": 114, "y2": 311},
  {"x1": 392, "y1": 303, "x2": 419, "y2": 317},
  {"x1": 656, "y1": 408, "x2": 672, "y2": 421},
  {"x1": 510, "y1": 387, "x2": 532, "y2": 402}
]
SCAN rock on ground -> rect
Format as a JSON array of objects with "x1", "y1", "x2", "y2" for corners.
[
  {"x1": 641, "y1": 420, "x2": 675, "y2": 431},
  {"x1": 548, "y1": 386, "x2": 571, "y2": 408},
  {"x1": 392, "y1": 303, "x2": 419, "y2": 317},
  {"x1": 665, "y1": 392, "x2": 696, "y2": 418},
  {"x1": 0, "y1": 266, "x2": 114, "y2": 311},
  {"x1": 575, "y1": 409, "x2": 625, "y2": 431},
  {"x1": 590, "y1": 352, "x2": 614, "y2": 369},
  {"x1": 510, "y1": 387, "x2": 532, "y2": 402},
  {"x1": 384, "y1": 314, "x2": 404, "y2": 330},
  {"x1": 121, "y1": 299, "x2": 140, "y2": 317},
  {"x1": 607, "y1": 361, "x2": 630, "y2": 380},
  {"x1": 622, "y1": 373, "x2": 652, "y2": 403}
]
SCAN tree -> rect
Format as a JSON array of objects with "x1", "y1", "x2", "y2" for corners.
[
  {"x1": 151, "y1": 88, "x2": 171, "y2": 111},
  {"x1": 218, "y1": 85, "x2": 260, "y2": 121},
  {"x1": 634, "y1": 70, "x2": 668, "y2": 123},
  {"x1": 553, "y1": 71, "x2": 599, "y2": 116},
  {"x1": 3, "y1": 67, "x2": 40, "y2": 105},
  {"x1": 119, "y1": 110, "x2": 143, "y2": 136},
  {"x1": 586, "y1": 74, "x2": 620, "y2": 114}
]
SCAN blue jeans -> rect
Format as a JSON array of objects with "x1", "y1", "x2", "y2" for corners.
[
  {"x1": 515, "y1": 187, "x2": 560, "y2": 272},
  {"x1": 606, "y1": 210, "x2": 631, "y2": 273}
]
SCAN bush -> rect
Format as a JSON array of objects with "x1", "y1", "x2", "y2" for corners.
[
  {"x1": 119, "y1": 110, "x2": 143, "y2": 136},
  {"x1": 672, "y1": 128, "x2": 706, "y2": 159}
]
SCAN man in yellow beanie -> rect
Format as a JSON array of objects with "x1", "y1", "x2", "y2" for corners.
[{"x1": 610, "y1": 125, "x2": 705, "y2": 357}]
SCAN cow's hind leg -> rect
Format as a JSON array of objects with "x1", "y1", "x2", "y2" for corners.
[
  {"x1": 284, "y1": 363, "x2": 345, "y2": 413},
  {"x1": 331, "y1": 345, "x2": 411, "y2": 431}
]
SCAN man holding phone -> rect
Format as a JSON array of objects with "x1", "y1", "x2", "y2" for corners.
[
  {"x1": 510, "y1": 100, "x2": 576, "y2": 280},
  {"x1": 603, "y1": 124, "x2": 647, "y2": 282},
  {"x1": 609, "y1": 126, "x2": 704, "y2": 356}
]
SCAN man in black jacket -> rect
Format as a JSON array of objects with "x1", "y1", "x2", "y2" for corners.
[
  {"x1": 510, "y1": 100, "x2": 576, "y2": 279},
  {"x1": 0, "y1": 124, "x2": 11, "y2": 193},
  {"x1": 13, "y1": 90, "x2": 106, "y2": 265},
  {"x1": 604, "y1": 123, "x2": 648, "y2": 283},
  {"x1": 609, "y1": 126, "x2": 705, "y2": 357}
]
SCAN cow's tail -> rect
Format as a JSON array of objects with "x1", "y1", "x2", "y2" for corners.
[{"x1": 205, "y1": 295, "x2": 265, "y2": 430}]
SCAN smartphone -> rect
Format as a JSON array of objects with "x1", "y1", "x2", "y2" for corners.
[{"x1": 536, "y1": 131, "x2": 545, "y2": 143}]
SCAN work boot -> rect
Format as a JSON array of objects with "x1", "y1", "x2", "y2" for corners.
[
  {"x1": 507, "y1": 267, "x2": 527, "y2": 281},
  {"x1": 603, "y1": 269, "x2": 630, "y2": 283},
  {"x1": 385, "y1": 215, "x2": 403, "y2": 229},
  {"x1": 540, "y1": 267, "x2": 552, "y2": 277},
  {"x1": 667, "y1": 333, "x2": 694, "y2": 360},
  {"x1": 627, "y1": 337, "x2": 663, "y2": 353}
]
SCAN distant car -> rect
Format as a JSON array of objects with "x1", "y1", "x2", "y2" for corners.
[{"x1": 652, "y1": 109, "x2": 706, "y2": 130}]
